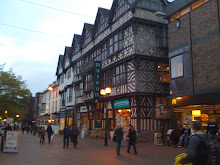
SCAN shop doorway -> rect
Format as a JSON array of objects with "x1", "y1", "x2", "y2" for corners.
[{"x1": 115, "y1": 109, "x2": 131, "y2": 128}]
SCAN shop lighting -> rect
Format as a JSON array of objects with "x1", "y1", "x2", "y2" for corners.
[
  {"x1": 16, "y1": 114, "x2": 20, "y2": 118},
  {"x1": 4, "y1": 110, "x2": 8, "y2": 114},
  {"x1": 48, "y1": 120, "x2": 52, "y2": 123},
  {"x1": 0, "y1": 117, "x2": 2, "y2": 120},
  {"x1": 52, "y1": 119, "x2": 54, "y2": 122},
  {"x1": 176, "y1": 97, "x2": 182, "y2": 100},
  {"x1": 192, "y1": 110, "x2": 201, "y2": 117},
  {"x1": 118, "y1": 109, "x2": 122, "y2": 112},
  {"x1": 3, "y1": 119, "x2": 6, "y2": 122}
]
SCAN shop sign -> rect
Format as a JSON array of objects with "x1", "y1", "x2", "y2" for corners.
[
  {"x1": 80, "y1": 106, "x2": 88, "y2": 112},
  {"x1": 60, "y1": 112, "x2": 65, "y2": 118},
  {"x1": 94, "y1": 61, "x2": 101, "y2": 104},
  {"x1": 114, "y1": 98, "x2": 130, "y2": 109}
]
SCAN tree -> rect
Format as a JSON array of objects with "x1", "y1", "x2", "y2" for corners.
[{"x1": 0, "y1": 64, "x2": 31, "y2": 119}]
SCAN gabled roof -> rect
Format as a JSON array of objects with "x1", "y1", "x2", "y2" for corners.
[
  {"x1": 81, "y1": 23, "x2": 94, "y2": 45},
  {"x1": 92, "y1": 7, "x2": 110, "y2": 37},
  {"x1": 164, "y1": 0, "x2": 195, "y2": 17},
  {"x1": 71, "y1": 34, "x2": 82, "y2": 53},
  {"x1": 55, "y1": 55, "x2": 64, "y2": 76},
  {"x1": 63, "y1": 46, "x2": 72, "y2": 67}
]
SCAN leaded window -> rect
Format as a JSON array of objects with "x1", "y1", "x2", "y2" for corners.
[
  {"x1": 157, "y1": 63, "x2": 169, "y2": 82},
  {"x1": 84, "y1": 74, "x2": 93, "y2": 92},
  {"x1": 109, "y1": 31, "x2": 123, "y2": 55},
  {"x1": 113, "y1": 0, "x2": 129, "y2": 21}
]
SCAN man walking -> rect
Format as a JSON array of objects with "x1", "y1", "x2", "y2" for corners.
[
  {"x1": 71, "y1": 124, "x2": 79, "y2": 148},
  {"x1": 127, "y1": 126, "x2": 137, "y2": 154},
  {"x1": 63, "y1": 125, "x2": 71, "y2": 148},
  {"x1": 114, "y1": 125, "x2": 123, "y2": 156},
  {"x1": 47, "y1": 124, "x2": 53, "y2": 143},
  {"x1": 207, "y1": 117, "x2": 219, "y2": 139},
  {"x1": 180, "y1": 121, "x2": 208, "y2": 165}
]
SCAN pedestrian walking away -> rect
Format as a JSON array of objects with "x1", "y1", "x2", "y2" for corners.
[
  {"x1": 63, "y1": 125, "x2": 71, "y2": 148},
  {"x1": 39, "y1": 126, "x2": 46, "y2": 144},
  {"x1": 71, "y1": 124, "x2": 79, "y2": 148},
  {"x1": 180, "y1": 121, "x2": 208, "y2": 165},
  {"x1": 127, "y1": 125, "x2": 137, "y2": 154},
  {"x1": 114, "y1": 125, "x2": 123, "y2": 156},
  {"x1": 46, "y1": 124, "x2": 53, "y2": 143}
]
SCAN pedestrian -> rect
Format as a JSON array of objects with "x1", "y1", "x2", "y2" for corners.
[
  {"x1": 46, "y1": 124, "x2": 53, "y2": 143},
  {"x1": 207, "y1": 117, "x2": 219, "y2": 140},
  {"x1": 177, "y1": 125, "x2": 186, "y2": 147},
  {"x1": 71, "y1": 124, "x2": 79, "y2": 148},
  {"x1": 26, "y1": 125, "x2": 30, "y2": 134},
  {"x1": 40, "y1": 126, "x2": 46, "y2": 143},
  {"x1": 63, "y1": 125, "x2": 71, "y2": 148},
  {"x1": 184, "y1": 125, "x2": 191, "y2": 147},
  {"x1": 5, "y1": 124, "x2": 12, "y2": 135},
  {"x1": 180, "y1": 121, "x2": 208, "y2": 165},
  {"x1": 127, "y1": 126, "x2": 137, "y2": 154},
  {"x1": 22, "y1": 125, "x2": 25, "y2": 134},
  {"x1": 114, "y1": 125, "x2": 123, "y2": 156}
]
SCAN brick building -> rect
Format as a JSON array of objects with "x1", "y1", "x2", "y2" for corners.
[{"x1": 164, "y1": 0, "x2": 220, "y2": 127}]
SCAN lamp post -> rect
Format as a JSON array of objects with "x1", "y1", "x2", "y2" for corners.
[{"x1": 100, "y1": 87, "x2": 112, "y2": 146}]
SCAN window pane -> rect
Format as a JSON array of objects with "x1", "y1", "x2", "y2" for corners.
[
  {"x1": 116, "y1": 66, "x2": 119, "y2": 75},
  {"x1": 110, "y1": 38, "x2": 113, "y2": 45},
  {"x1": 114, "y1": 34, "x2": 118, "y2": 42},
  {"x1": 114, "y1": 43, "x2": 118, "y2": 52},
  {"x1": 164, "y1": 72, "x2": 169, "y2": 82},
  {"x1": 171, "y1": 55, "x2": 183, "y2": 78}
]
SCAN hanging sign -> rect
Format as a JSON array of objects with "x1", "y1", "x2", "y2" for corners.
[{"x1": 94, "y1": 61, "x2": 101, "y2": 104}]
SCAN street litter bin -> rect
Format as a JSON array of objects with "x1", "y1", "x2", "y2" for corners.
[{"x1": 81, "y1": 129, "x2": 85, "y2": 139}]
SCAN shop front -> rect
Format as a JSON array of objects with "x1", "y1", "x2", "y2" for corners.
[
  {"x1": 172, "y1": 94, "x2": 220, "y2": 131},
  {"x1": 60, "y1": 112, "x2": 65, "y2": 130},
  {"x1": 80, "y1": 106, "x2": 88, "y2": 129},
  {"x1": 114, "y1": 98, "x2": 131, "y2": 128}
]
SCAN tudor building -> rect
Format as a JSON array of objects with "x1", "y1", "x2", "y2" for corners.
[{"x1": 70, "y1": 0, "x2": 170, "y2": 136}]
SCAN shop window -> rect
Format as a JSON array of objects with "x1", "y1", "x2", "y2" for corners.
[{"x1": 171, "y1": 55, "x2": 183, "y2": 79}]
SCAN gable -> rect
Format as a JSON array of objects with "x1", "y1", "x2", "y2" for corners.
[
  {"x1": 72, "y1": 34, "x2": 82, "y2": 54},
  {"x1": 135, "y1": 0, "x2": 168, "y2": 11},
  {"x1": 93, "y1": 8, "x2": 110, "y2": 37},
  {"x1": 109, "y1": 0, "x2": 130, "y2": 23},
  {"x1": 81, "y1": 23, "x2": 93, "y2": 47},
  {"x1": 56, "y1": 55, "x2": 64, "y2": 76}
]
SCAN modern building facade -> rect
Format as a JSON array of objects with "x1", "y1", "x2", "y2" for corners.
[
  {"x1": 164, "y1": 0, "x2": 220, "y2": 127},
  {"x1": 69, "y1": 0, "x2": 170, "y2": 137}
]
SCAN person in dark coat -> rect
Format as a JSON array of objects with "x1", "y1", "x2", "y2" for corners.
[
  {"x1": 46, "y1": 124, "x2": 53, "y2": 143},
  {"x1": 63, "y1": 125, "x2": 71, "y2": 148},
  {"x1": 22, "y1": 125, "x2": 25, "y2": 134},
  {"x1": 114, "y1": 125, "x2": 123, "y2": 156},
  {"x1": 5, "y1": 124, "x2": 12, "y2": 135},
  {"x1": 39, "y1": 126, "x2": 46, "y2": 143},
  {"x1": 71, "y1": 124, "x2": 79, "y2": 148},
  {"x1": 207, "y1": 117, "x2": 219, "y2": 140},
  {"x1": 127, "y1": 126, "x2": 137, "y2": 154}
]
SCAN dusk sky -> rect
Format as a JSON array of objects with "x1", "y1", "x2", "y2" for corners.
[
  {"x1": 0, "y1": 0, "x2": 173, "y2": 96},
  {"x1": 0, "y1": 0, "x2": 113, "y2": 96}
]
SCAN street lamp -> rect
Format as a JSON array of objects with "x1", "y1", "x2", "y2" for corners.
[
  {"x1": 100, "y1": 87, "x2": 112, "y2": 146},
  {"x1": 48, "y1": 86, "x2": 53, "y2": 91},
  {"x1": 16, "y1": 114, "x2": 20, "y2": 118}
]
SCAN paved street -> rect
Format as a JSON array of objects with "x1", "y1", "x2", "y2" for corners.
[{"x1": 0, "y1": 131, "x2": 186, "y2": 165}]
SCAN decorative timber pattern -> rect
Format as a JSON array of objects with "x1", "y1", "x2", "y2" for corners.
[
  {"x1": 138, "y1": 60, "x2": 156, "y2": 93},
  {"x1": 127, "y1": 61, "x2": 136, "y2": 93},
  {"x1": 134, "y1": 9, "x2": 168, "y2": 24},
  {"x1": 102, "y1": 26, "x2": 134, "y2": 69}
]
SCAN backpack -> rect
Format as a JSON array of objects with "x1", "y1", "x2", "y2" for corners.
[{"x1": 195, "y1": 135, "x2": 220, "y2": 165}]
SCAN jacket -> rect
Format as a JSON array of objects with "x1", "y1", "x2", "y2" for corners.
[
  {"x1": 63, "y1": 127, "x2": 71, "y2": 137},
  {"x1": 128, "y1": 129, "x2": 136, "y2": 142},
  {"x1": 115, "y1": 128, "x2": 123, "y2": 142},
  {"x1": 181, "y1": 132, "x2": 208, "y2": 165}
]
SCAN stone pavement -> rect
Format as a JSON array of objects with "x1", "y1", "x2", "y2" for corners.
[{"x1": 0, "y1": 131, "x2": 186, "y2": 165}]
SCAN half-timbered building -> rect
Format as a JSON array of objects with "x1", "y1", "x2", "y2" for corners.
[{"x1": 70, "y1": 0, "x2": 170, "y2": 137}]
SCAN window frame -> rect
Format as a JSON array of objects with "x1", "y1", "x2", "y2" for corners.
[{"x1": 170, "y1": 54, "x2": 184, "y2": 79}]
